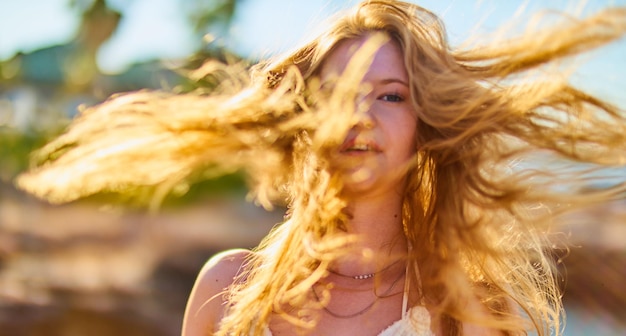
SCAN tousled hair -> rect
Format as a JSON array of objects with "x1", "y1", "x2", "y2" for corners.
[{"x1": 16, "y1": 1, "x2": 626, "y2": 335}]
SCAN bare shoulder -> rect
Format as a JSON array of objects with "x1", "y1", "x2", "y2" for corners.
[
  {"x1": 182, "y1": 249, "x2": 253, "y2": 336},
  {"x1": 199, "y1": 248, "x2": 252, "y2": 285}
]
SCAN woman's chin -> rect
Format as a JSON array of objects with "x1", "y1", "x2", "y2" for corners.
[
  {"x1": 342, "y1": 181, "x2": 377, "y2": 197},
  {"x1": 341, "y1": 170, "x2": 387, "y2": 198},
  {"x1": 340, "y1": 166, "x2": 408, "y2": 199}
]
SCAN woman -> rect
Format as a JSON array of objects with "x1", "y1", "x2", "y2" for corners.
[{"x1": 17, "y1": 1, "x2": 626, "y2": 335}]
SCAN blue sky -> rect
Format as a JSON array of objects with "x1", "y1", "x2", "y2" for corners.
[{"x1": 0, "y1": 0, "x2": 624, "y2": 104}]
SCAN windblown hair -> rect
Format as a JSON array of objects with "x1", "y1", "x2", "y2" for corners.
[{"x1": 16, "y1": 1, "x2": 626, "y2": 335}]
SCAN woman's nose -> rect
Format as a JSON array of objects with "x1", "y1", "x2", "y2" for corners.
[
  {"x1": 353, "y1": 95, "x2": 376, "y2": 129},
  {"x1": 355, "y1": 110, "x2": 375, "y2": 129}
]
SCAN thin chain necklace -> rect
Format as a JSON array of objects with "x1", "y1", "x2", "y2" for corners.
[
  {"x1": 327, "y1": 258, "x2": 403, "y2": 280},
  {"x1": 312, "y1": 262, "x2": 406, "y2": 319}
]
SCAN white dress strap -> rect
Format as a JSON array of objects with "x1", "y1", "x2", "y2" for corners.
[{"x1": 401, "y1": 260, "x2": 410, "y2": 318}]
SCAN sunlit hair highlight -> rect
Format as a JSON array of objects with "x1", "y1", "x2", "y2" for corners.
[{"x1": 15, "y1": 1, "x2": 626, "y2": 335}]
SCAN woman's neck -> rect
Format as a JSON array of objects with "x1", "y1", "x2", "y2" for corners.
[{"x1": 335, "y1": 191, "x2": 408, "y2": 275}]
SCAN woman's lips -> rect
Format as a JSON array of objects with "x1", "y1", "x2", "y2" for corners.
[{"x1": 339, "y1": 138, "x2": 382, "y2": 154}]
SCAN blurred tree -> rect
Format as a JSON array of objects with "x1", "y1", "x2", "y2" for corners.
[
  {"x1": 184, "y1": 0, "x2": 242, "y2": 38},
  {"x1": 0, "y1": 0, "x2": 247, "y2": 204},
  {"x1": 0, "y1": 0, "x2": 237, "y2": 180},
  {"x1": 2, "y1": 0, "x2": 122, "y2": 89},
  {"x1": 0, "y1": 0, "x2": 123, "y2": 181},
  {"x1": 176, "y1": 0, "x2": 248, "y2": 94}
]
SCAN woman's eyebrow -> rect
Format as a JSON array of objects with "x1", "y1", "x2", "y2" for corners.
[
  {"x1": 376, "y1": 78, "x2": 409, "y2": 87},
  {"x1": 318, "y1": 77, "x2": 408, "y2": 90}
]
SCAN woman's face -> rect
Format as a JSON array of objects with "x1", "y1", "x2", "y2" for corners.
[{"x1": 320, "y1": 36, "x2": 418, "y2": 196}]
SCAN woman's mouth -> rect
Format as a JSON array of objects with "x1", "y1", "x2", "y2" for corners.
[
  {"x1": 345, "y1": 144, "x2": 372, "y2": 152},
  {"x1": 340, "y1": 140, "x2": 381, "y2": 154}
]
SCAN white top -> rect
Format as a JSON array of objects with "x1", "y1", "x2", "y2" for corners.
[{"x1": 375, "y1": 305, "x2": 433, "y2": 336}]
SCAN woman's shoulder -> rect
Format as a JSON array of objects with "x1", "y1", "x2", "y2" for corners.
[
  {"x1": 182, "y1": 248, "x2": 253, "y2": 336},
  {"x1": 193, "y1": 248, "x2": 253, "y2": 295},
  {"x1": 200, "y1": 248, "x2": 253, "y2": 281}
]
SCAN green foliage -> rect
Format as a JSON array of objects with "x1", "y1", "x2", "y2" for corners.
[
  {"x1": 76, "y1": 172, "x2": 249, "y2": 210},
  {"x1": 185, "y1": 0, "x2": 241, "y2": 36},
  {"x1": 0, "y1": 127, "x2": 54, "y2": 181},
  {"x1": 162, "y1": 172, "x2": 248, "y2": 207}
]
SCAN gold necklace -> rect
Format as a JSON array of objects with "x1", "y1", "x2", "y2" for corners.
[{"x1": 312, "y1": 264, "x2": 405, "y2": 319}]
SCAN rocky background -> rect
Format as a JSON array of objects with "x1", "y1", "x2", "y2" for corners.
[
  {"x1": 1, "y1": 182, "x2": 625, "y2": 336},
  {"x1": 0, "y1": 180, "x2": 281, "y2": 336}
]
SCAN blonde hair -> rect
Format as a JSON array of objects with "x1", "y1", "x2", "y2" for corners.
[{"x1": 16, "y1": 1, "x2": 626, "y2": 335}]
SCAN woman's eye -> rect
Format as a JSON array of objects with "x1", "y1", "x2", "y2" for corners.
[{"x1": 379, "y1": 94, "x2": 404, "y2": 102}]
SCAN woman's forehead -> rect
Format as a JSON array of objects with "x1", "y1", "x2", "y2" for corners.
[{"x1": 319, "y1": 37, "x2": 408, "y2": 83}]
